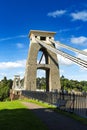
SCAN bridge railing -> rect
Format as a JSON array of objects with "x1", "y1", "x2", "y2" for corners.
[{"x1": 22, "y1": 90, "x2": 87, "y2": 118}]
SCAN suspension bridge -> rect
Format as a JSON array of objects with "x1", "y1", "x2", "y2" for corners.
[
  {"x1": 11, "y1": 30, "x2": 87, "y2": 117},
  {"x1": 12, "y1": 30, "x2": 87, "y2": 92}
]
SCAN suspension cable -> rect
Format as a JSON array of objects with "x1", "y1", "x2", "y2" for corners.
[
  {"x1": 39, "y1": 53, "x2": 44, "y2": 64},
  {"x1": 35, "y1": 38, "x2": 87, "y2": 68},
  {"x1": 50, "y1": 39, "x2": 87, "y2": 57}
]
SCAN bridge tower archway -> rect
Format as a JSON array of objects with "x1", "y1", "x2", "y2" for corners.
[{"x1": 24, "y1": 30, "x2": 61, "y2": 92}]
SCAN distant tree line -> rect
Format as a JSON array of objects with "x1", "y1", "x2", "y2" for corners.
[
  {"x1": 0, "y1": 76, "x2": 87, "y2": 101},
  {"x1": 60, "y1": 75, "x2": 87, "y2": 93},
  {"x1": 36, "y1": 75, "x2": 87, "y2": 93}
]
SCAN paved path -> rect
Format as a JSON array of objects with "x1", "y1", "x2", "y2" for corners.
[{"x1": 22, "y1": 102, "x2": 87, "y2": 130}]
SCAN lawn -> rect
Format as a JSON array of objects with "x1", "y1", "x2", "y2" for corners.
[
  {"x1": 0, "y1": 100, "x2": 48, "y2": 130},
  {"x1": 0, "y1": 99, "x2": 87, "y2": 130}
]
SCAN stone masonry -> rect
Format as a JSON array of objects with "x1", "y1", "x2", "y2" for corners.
[{"x1": 24, "y1": 30, "x2": 61, "y2": 92}]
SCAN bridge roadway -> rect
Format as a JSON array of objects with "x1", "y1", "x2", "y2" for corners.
[{"x1": 22, "y1": 102, "x2": 87, "y2": 130}]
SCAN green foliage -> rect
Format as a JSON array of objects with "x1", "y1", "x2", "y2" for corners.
[
  {"x1": 36, "y1": 77, "x2": 46, "y2": 90},
  {"x1": 0, "y1": 77, "x2": 13, "y2": 101},
  {"x1": 0, "y1": 101, "x2": 48, "y2": 130},
  {"x1": 23, "y1": 98, "x2": 56, "y2": 109},
  {"x1": 36, "y1": 75, "x2": 87, "y2": 92},
  {"x1": 0, "y1": 75, "x2": 87, "y2": 101},
  {"x1": 60, "y1": 75, "x2": 87, "y2": 92}
]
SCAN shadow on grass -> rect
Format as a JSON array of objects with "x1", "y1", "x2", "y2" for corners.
[
  {"x1": 0, "y1": 108, "x2": 48, "y2": 130},
  {"x1": 0, "y1": 105, "x2": 87, "y2": 130}
]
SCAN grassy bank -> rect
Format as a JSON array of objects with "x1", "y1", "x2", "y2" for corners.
[{"x1": 0, "y1": 100, "x2": 48, "y2": 130}]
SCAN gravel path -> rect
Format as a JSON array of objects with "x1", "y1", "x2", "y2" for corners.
[{"x1": 22, "y1": 102, "x2": 87, "y2": 130}]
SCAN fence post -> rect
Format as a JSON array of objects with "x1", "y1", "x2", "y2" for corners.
[
  {"x1": 86, "y1": 94, "x2": 87, "y2": 116},
  {"x1": 72, "y1": 93, "x2": 75, "y2": 112}
]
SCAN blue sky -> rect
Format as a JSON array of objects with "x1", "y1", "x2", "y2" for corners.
[{"x1": 0, "y1": 0, "x2": 87, "y2": 81}]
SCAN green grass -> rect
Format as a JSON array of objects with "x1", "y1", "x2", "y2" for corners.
[
  {"x1": 0, "y1": 98, "x2": 87, "y2": 130},
  {"x1": 0, "y1": 100, "x2": 48, "y2": 130},
  {"x1": 23, "y1": 98, "x2": 56, "y2": 108},
  {"x1": 23, "y1": 98, "x2": 87, "y2": 125}
]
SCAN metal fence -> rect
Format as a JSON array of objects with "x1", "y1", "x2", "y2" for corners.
[{"x1": 22, "y1": 90, "x2": 87, "y2": 117}]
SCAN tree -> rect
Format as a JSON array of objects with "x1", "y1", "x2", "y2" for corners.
[
  {"x1": 60, "y1": 76, "x2": 87, "y2": 92},
  {"x1": 0, "y1": 77, "x2": 13, "y2": 101}
]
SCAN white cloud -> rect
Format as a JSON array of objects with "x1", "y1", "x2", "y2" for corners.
[
  {"x1": 76, "y1": 49, "x2": 87, "y2": 61},
  {"x1": 0, "y1": 35, "x2": 27, "y2": 42},
  {"x1": 37, "y1": 55, "x2": 45, "y2": 64},
  {"x1": 47, "y1": 10, "x2": 66, "y2": 18},
  {"x1": 60, "y1": 69, "x2": 64, "y2": 74},
  {"x1": 0, "y1": 72, "x2": 7, "y2": 76},
  {"x1": 57, "y1": 55, "x2": 73, "y2": 66},
  {"x1": 0, "y1": 59, "x2": 26, "y2": 69},
  {"x1": 71, "y1": 36, "x2": 87, "y2": 45},
  {"x1": 37, "y1": 52, "x2": 73, "y2": 66},
  {"x1": 58, "y1": 26, "x2": 81, "y2": 33},
  {"x1": 71, "y1": 11, "x2": 87, "y2": 21},
  {"x1": 16, "y1": 43, "x2": 24, "y2": 48},
  {"x1": 75, "y1": 49, "x2": 87, "y2": 71},
  {"x1": 58, "y1": 28, "x2": 71, "y2": 33},
  {"x1": 37, "y1": 70, "x2": 45, "y2": 78},
  {"x1": 55, "y1": 43, "x2": 73, "y2": 66}
]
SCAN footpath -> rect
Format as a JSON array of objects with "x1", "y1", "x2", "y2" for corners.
[{"x1": 22, "y1": 102, "x2": 87, "y2": 130}]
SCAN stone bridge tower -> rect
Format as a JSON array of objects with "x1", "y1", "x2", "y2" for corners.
[
  {"x1": 12, "y1": 75, "x2": 21, "y2": 90},
  {"x1": 24, "y1": 30, "x2": 61, "y2": 92}
]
